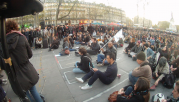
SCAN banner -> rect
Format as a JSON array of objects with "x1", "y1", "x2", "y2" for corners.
[{"x1": 114, "y1": 29, "x2": 123, "y2": 42}]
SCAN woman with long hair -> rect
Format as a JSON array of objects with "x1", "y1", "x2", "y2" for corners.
[
  {"x1": 117, "y1": 77, "x2": 150, "y2": 102},
  {"x1": 6, "y1": 20, "x2": 44, "y2": 102}
]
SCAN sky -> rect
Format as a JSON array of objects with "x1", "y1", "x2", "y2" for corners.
[{"x1": 82, "y1": 0, "x2": 179, "y2": 25}]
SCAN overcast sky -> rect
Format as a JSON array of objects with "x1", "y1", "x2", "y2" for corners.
[{"x1": 82, "y1": 0, "x2": 179, "y2": 25}]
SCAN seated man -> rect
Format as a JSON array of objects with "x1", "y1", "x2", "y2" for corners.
[
  {"x1": 75, "y1": 53, "x2": 118, "y2": 90},
  {"x1": 96, "y1": 42, "x2": 117, "y2": 66},
  {"x1": 118, "y1": 38, "x2": 124, "y2": 47},
  {"x1": 144, "y1": 43, "x2": 154, "y2": 60},
  {"x1": 128, "y1": 40, "x2": 142, "y2": 61},
  {"x1": 73, "y1": 47, "x2": 93, "y2": 73},
  {"x1": 129, "y1": 52, "x2": 152, "y2": 85},
  {"x1": 48, "y1": 36, "x2": 59, "y2": 51},
  {"x1": 150, "y1": 57, "x2": 169, "y2": 90},
  {"x1": 87, "y1": 38, "x2": 100, "y2": 55}
]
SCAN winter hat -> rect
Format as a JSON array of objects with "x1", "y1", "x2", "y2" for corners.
[
  {"x1": 136, "y1": 52, "x2": 146, "y2": 61},
  {"x1": 159, "y1": 57, "x2": 167, "y2": 67}
]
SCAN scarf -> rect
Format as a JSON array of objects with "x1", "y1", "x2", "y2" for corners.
[
  {"x1": 6, "y1": 30, "x2": 27, "y2": 40},
  {"x1": 127, "y1": 90, "x2": 149, "y2": 99}
]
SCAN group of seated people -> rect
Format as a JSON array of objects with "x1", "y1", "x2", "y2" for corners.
[{"x1": 46, "y1": 29, "x2": 179, "y2": 102}]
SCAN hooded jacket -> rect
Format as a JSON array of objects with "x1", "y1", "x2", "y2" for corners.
[{"x1": 6, "y1": 32, "x2": 39, "y2": 91}]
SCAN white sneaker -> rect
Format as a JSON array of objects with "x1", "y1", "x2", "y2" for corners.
[
  {"x1": 97, "y1": 63, "x2": 104, "y2": 67},
  {"x1": 81, "y1": 84, "x2": 92, "y2": 90},
  {"x1": 2, "y1": 79, "x2": 7, "y2": 82},
  {"x1": 75, "y1": 77, "x2": 84, "y2": 83}
]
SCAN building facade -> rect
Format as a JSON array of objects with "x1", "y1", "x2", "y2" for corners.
[
  {"x1": 134, "y1": 16, "x2": 152, "y2": 28},
  {"x1": 10, "y1": 1, "x2": 126, "y2": 26}
]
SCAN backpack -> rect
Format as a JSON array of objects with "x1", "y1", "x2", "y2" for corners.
[{"x1": 162, "y1": 73, "x2": 175, "y2": 89}]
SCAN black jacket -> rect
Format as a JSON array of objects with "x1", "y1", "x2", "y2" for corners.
[
  {"x1": 103, "y1": 46, "x2": 117, "y2": 60},
  {"x1": 89, "y1": 42, "x2": 100, "y2": 53},
  {"x1": 127, "y1": 42, "x2": 135, "y2": 49},
  {"x1": 78, "y1": 54, "x2": 93, "y2": 73},
  {"x1": 117, "y1": 85, "x2": 145, "y2": 102},
  {"x1": 6, "y1": 33, "x2": 39, "y2": 91}
]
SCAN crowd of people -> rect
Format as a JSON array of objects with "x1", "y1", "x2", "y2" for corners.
[{"x1": 1, "y1": 19, "x2": 179, "y2": 102}]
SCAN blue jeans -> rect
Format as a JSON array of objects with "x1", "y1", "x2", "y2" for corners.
[
  {"x1": 26, "y1": 85, "x2": 43, "y2": 102},
  {"x1": 129, "y1": 71, "x2": 139, "y2": 85},
  {"x1": 125, "y1": 86, "x2": 133, "y2": 95},
  {"x1": 69, "y1": 48, "x2": 76, "y2": 51},
  {"x1": 73, "y1": 62, "x2": 86, "y2": 74},
  {"x1": 75, "y1": 41, "x2": 81, "y2": 44},
  {"x1": 97, "y1": 54, "x2": 109, "y2": 64}
]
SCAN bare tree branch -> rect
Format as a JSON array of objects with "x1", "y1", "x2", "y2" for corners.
[
  {"x1": 57, "y1": 0, "x2": 78, "y2": 20},
  {"x1": 55, "y1": 0, "x2": 63, "y2": 25}
]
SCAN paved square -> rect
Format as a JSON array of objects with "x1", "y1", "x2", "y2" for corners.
[{"x1": 3, "y1": 43, "x2": 173, "y2": 102}]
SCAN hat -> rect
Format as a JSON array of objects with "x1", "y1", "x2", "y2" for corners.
[{"x1": 136, "y1": 52, "x2": 146, "y2": 61}]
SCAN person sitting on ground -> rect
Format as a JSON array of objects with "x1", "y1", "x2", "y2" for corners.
[
  {"x1": 158, "y1": 46, "x2": 170, "y2": 60},
  {"x1": 112, "y1": 38, "x2": 118, "y2": 49},
  {"x1": 117, "y1": 77, "x2": 150, "y2": 102},
  {"x1": 63, "y1": 37, "x2": 76, "y2": 51},
  {"x1": 102, "y1": 36, "x2": 109, "y2": 46},
  {"x1": 124, "y1": 35, "x2": 131, "y2": 43},
  {"x1": 170, "y1": 57, "x2": 179, "y2": 78},
  {"x1": 140, "y1": 40, "x2": 146, "y2": 52},
  {"x1": 129, "y1": 52, "x2": 152, "y2": 85},
  {"x1": 118, "y1": 38, "x2": 124, "y2": 47},
  {"x1": 35, "y1": 37, "x2": 42, "y2": 49},
  {"x1": 87, "y1": 38, "x2": 100, "y2": 55},
  {"x1": 49, "y1": 36, "x2": 59, "y2": 51},
  {"x1": 81, "y1": 34, "x2": 90, "y2": 45},
  {"x1": 96, "y1": 42, "x2": 117, "y2": 66},
  {"x1": 153, "y1": 80, "x2": 179, "y2": 102},
  {"x1": 128, "y1": 40, "x2": 142, "y2": 61},
  {"x1": 75, "y1": 53, "x2": 118, "y2": 90},
  {"x1": 150, "y1": 43, "x2": 157, "y2": 53},
  {"x1": 73, "y1": 47, "x2": 93, "y2": 73},
  {"x1": 144, "y1": 43, "x2": 154, "y2": 61},
  {"x1": 124, "y1": 38, "x2": 135, "y2": 54},
  {"x1": 150, "y1": 57, "x2": 169, "y2": 90}
]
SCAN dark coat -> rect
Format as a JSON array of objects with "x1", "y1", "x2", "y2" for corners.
[
  {"x1": 117, "y1": 85, "x2": 145, "y2": 102},
  {"x1": 6, "y1": 33, "x2": 39, "y2": 91},
  {"x1": 78, "y1": 54, "x2": 93, "y2": 73},
  {"x1": 89, "y1": 42, "x2": 100, "y2": 53}
]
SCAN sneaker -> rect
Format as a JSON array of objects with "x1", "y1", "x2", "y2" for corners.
[
  {"x1": 75, "y1": 77, "x2": 84, "y2": 83},
  {"x1": 150, "y1": 85, "x2": 156, "y2": 90},
  {"x1": 2, "y1": 79, "x2": 7, "y2": 82},
  {"x1": 81, "y1": 84, "x2": 92, "y2": 90},
  {"x1": 2, "y1": 82, "x2": 7, "y2": 85},
  {"x1": 97, "y1": 63, "x2": 104, "y2": 67}
]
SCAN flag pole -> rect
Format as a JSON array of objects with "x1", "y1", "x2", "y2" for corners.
[{"x1": 99, "y1": 29, "x2": 123, "y2": 51}]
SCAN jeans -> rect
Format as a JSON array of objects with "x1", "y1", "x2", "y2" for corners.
[
  {"x1": 26, "y1": 85, "x2": 43, "y2": 102},
  {"x1": 97, "y1": 54, "x2": 109, "y2": 64},
  {"x1": 73, "y1": 62, "x2": 85, "y2": 74},
  {"x1": 69, "y1": 48, "x2": 76, "y2": 51},
  {"x1": 125, "y1": 86, "x2": 133, "y2": 95},
  {"x1": 82, "y1": 70, "x2": 111, "y2": 86},
  {"x1": 75, "y1": 41, "x2": 81, "y2": 44},
  {"x1": 129, "y1": 71, "x2": 139, "y2": 85}
]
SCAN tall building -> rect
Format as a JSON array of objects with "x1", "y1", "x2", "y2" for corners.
[{"x1": 10, "y1": 0, "x2": 126, "y2": 26}]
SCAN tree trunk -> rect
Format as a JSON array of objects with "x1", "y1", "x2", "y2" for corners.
[{"x1": 55, "y1": 0, "x2": 63, "y2": 26}]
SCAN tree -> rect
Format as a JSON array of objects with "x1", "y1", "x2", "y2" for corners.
[
  {"x1": 55, "y1": 0, "x2": 78, "y2": 25},
  {"x1": 152, "y1": 24, "x2": 158, "y2": 28},
  {"x1": 126, "y1": 17, "x2": 133, "y2": 26},
  {"x1": 158, "y1": 21, "x2": 170, "y2": 30}
]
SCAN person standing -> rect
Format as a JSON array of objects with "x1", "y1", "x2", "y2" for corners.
[{"x1": 6, "y1": 20, "x2": 44, "y2": 102}]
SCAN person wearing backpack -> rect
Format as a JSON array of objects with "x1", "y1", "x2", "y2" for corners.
[
  {"x1": 150, "y1": 57, "x2": 169, "y2": 90},
  {"x1": 73, "y1": 47, "x2": 93, "y2": 73}
]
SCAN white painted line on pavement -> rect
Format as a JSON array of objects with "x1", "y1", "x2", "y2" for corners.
[
  {"x1": 83, "y1": 78, "x2": 129, "y2": 102},
  {"x1": 63, "y1": 71, "x2": 77, "y2": 85}
]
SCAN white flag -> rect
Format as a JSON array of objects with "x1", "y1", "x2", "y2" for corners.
[{"x1": 114, "y1": 29, "x2": 123, "y2": 42}]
